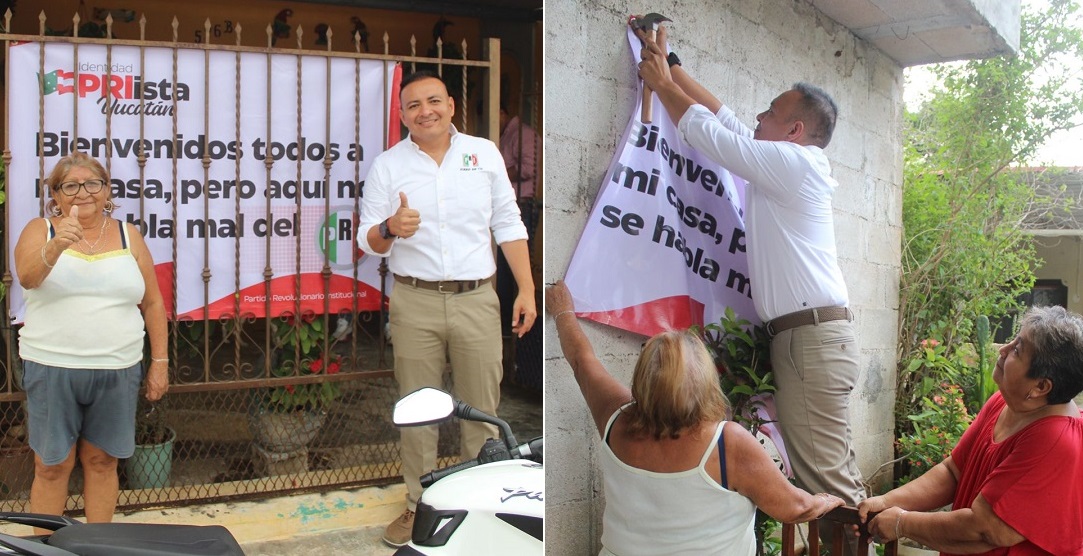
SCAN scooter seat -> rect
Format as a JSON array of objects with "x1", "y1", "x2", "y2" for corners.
[{"x1": 48, "y1": 523, "x2": 244, "y2": 556}]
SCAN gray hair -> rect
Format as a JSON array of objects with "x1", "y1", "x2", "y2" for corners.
[
  {"x1": 1020, "y1": 305, "x2": 1083, "y2": 404},
  {"x1": 792, "y1": 82, "x2": 838, "y2": 148}
]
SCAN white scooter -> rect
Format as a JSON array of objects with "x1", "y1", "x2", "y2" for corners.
[{"x1": 391, "y1": 388, "x2": 543, "y2": 556}]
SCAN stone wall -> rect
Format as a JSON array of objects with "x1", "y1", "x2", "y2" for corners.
[{"x1": 544, "y1": 1, "x2": 904, "y2": 553}]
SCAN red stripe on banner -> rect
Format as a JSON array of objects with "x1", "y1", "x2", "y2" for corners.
[
  {"x1": 388, "y1": 63, "x2": 403, "y2": 147},
  {"x1": 580, "y1": 295, "x2": 706, "y2": 337},
  {"x1": 176, "y1": 274, "x2": 384, "y2": 320},
  {"x1": 154, "y1": 263, "x2": 175, "y2": 318}
]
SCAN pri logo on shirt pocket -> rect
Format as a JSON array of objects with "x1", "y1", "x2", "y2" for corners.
[{"x1": 461, "y1": 153, "x2": 479, "y2": 169}]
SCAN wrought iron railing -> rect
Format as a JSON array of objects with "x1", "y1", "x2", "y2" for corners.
[{"x1": 0, "y1": 9, "x2": 499, "y2": 514}]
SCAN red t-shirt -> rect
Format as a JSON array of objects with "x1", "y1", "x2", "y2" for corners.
[{"x1": 949, "y1": 391, "x2": 1083, "y2": 555}]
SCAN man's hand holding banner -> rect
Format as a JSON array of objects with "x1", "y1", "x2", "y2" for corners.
[{"x1": 565, "y1": 28, "x2": 757, "y2": 337}]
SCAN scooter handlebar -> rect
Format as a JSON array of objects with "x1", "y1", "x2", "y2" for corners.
[
  {"x1": 420, "y1": 458, "x2": 481, "y2": 488},
  {"x1": 422, "y1": 437, "x2": 543, "y2": 487},
  {"x1": 513, "y1": 437, "x2": 543, "y2": 463}
]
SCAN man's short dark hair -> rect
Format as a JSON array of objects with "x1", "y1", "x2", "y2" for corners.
[
  {"x1": 400, "y1": 70, "x2": 447, "y2": 97},
  {"x1": 792, "y1": 82, "x2": 838, "y2": 148}
]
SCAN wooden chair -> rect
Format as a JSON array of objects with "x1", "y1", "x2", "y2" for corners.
[{"x1": 781, "y1": 507, "x2": 898, "y2": 556}]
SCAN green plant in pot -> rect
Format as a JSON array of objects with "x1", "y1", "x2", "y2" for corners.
[
  {"x1": 126, "y1": 398, "x2": 175, "y2": 490},
  {"x1": 0, "y1": 421, "x2": 33, "y2": 497},
  {"x1": 251, "y1": 314, "x2": 342, "y2": 453},
  {"x1": 263, "y1": 353, "x2": 343, "y2": 414}
]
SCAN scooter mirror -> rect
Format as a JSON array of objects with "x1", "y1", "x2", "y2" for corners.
[{"x1": 393, "y1": 387, "x2": 455, "y2": 427}]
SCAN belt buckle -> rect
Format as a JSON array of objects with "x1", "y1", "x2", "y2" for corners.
[
  {"x1": 765, "y1": 320, "x2": 776, "y2": 337},
  {"x1": 437, "y1": 281, "x2": 450, "y2": 294}
]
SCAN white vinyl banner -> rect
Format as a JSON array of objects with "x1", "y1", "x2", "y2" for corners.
[
  {"x1": 6, "y1": 41, "x2": 396, "y2": 323},
  {"x1": 564, "y1": 29, "x2": 758, "y2": 337}
]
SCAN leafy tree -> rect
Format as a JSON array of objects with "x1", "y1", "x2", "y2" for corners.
[{"x1": 896, "y1": 0, "x2": 1083, "y2": 450}]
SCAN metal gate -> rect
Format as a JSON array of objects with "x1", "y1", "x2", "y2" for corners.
[{"x1": 0, "y1": 9, "x2": 500, "y2": 514}]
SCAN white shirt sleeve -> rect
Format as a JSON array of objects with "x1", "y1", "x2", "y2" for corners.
[
  {"x1": 487, "y1": 141, "x2": 529, "y2": 245},
  {"x1": 356, "y1": 154, "x2": 394, "y2": 257},
  {"x1": 678, "y1": 104, "x2": 812, "y2": 201}
]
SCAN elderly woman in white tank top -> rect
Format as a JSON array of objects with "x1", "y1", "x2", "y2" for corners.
[
  {"x1": 547, "y1": 281, "x2": 844, "y2": 555},
  {"x1": 14, "y1": 152, "x2": 168, "y2": 528}
]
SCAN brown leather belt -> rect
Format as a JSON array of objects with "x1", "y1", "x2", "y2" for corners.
[
  {"x1": 765, "y1": 306, "x2": 853, "y2": 337},
  {"x1": 394, "y1": 274, "x2": 492, "y2": 294}
]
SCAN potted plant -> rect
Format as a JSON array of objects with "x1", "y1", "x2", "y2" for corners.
[
  {"x1": 250, "y1": 314, "x2": 342, "y2": 454},
  {"x1": 125, "y1": 398, "x2": 175, "y2": 489},
  {"x1": 0, "y1": 422, "x2": 33, "y2": 497}
]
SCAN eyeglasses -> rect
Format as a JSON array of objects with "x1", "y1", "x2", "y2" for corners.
[{"x1": 55, "y1": 179, "x2": 105, "y2": 196}]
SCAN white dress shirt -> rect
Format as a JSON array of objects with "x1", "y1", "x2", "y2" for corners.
[
  {"x1": 357, "y1": 126, "x2": 528, "y2": 281},
  {"x1": 678, "y1": 104, "x2": 849, "y2": 321}
]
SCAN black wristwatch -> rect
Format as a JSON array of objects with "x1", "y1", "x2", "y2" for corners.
[
  {"x1": 379, "y1": 218, "x2": 396, "y2": 240},
  {"x1": 667, "y1": 51, "x2": 681, "y2": 68}
]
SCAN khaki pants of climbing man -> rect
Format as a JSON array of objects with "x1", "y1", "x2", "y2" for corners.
[
  {"x1": 390, "y1": 281, "x2": 503, "y2": 511},
  {"x1": 771, "y1": 319, "x2": 870, "y2": 556}
]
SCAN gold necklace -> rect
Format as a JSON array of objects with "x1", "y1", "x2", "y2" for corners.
[{"x1": 81, "y1": 218, "x2": 109, "y2": 254}]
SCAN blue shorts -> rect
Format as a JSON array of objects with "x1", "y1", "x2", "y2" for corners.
[{"x1": 22, "y1": 360, "x2": 142, "y2": 465}]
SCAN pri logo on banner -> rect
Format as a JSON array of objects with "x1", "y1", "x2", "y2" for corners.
[
  {"x1": 39, "y1": 63, "x2": 189, "y2": 117},
  {"x1": 563, "y1": 27, "x2": 757, "y2": 337},
  {"x1": 318, "y1": 207, "x2": 367, "y2": 269}
]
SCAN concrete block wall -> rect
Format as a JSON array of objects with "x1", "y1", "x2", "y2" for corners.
[{"x1": 544, "y1": 1, "x2": 904, "y2": 553}]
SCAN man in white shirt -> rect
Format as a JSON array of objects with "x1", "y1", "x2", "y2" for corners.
[
  {"x1": 357, "y1": 70, "x2": 537, "y2": 547},
  {"x1": 634, "y1": 24, "x2": 867, "y2": 553}
]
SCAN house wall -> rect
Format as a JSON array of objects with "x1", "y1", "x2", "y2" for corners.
[
  {"x1": 544, "y1": 0, "x2": 904, "y2": 552},
  {"x1": 1030, "y1": 237, "x2": 1083, "y2": 407},
  {"x1": 1033, "y1": 236, "x2": 1083, "y2": 314}
]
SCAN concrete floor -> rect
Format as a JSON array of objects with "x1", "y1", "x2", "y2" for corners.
[{"x1": 242, "y1": 520, "x2": 395, "y2": 555}]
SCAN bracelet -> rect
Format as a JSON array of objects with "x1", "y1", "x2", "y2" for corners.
[
  {"x1": 151, "y1": 357, "x2": 169, "y2": 363},
  {"x1": 553, "y1": 310, "x2": 575, "y2": 320},
  {"x1": 40, "y1": 245, "x2": 54, "y2": 268},
  {"x1": 667, "y1": 51, "x2": 681, "y2": 67},
  {"x1": 895, "y1": 509, "x2": 908, "y2": 540}
]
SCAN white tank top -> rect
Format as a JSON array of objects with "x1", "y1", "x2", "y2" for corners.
[
  {"x1": 598, "y1": 405, "x2": 757, "y2": 556},
  {"x1": 20, "y1": 220, "x2": 146, "y2": 369}
]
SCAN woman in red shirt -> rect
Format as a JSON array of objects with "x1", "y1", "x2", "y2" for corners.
[{"x1": 859, "y1": 305, "x2": 1083, "y2": 555}]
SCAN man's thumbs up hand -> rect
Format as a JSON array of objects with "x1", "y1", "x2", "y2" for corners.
[{"x1": 390, "y1": 192, "x2": 421, "y2": 239}]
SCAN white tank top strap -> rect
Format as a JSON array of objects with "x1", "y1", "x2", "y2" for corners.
[
  {"x1": 604, "y1": 402, "x2": 635, "y2": 444},
  {"x1": 697, "y1": 420, "x2": 727, "y2": 468}
]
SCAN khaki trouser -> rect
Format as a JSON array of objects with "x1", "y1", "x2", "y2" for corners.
[
  {"x1": 390, "y1": 280, "x2": 503, "y2": 510},
  {"x1": 771, "y1": 319, "x2": 869, "y2": 555}
]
